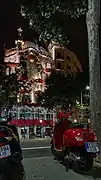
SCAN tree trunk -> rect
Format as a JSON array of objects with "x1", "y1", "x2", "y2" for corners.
[{"x1": 86, "y1": 0, "x2": 101, "y2": 153}]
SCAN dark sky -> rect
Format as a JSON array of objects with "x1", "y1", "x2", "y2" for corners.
[
  {"x1": 0, "y1": 1, "x2": 88, "y2": 71},
  {"x1": 0, "y1": 1, "x2": 21, "y2": 63},
  {"x1": 67, "y1": 15, "x2": 88, "y2": 68}
]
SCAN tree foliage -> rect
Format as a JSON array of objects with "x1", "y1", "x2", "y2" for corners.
[
  {"x1": 37, "y1": 65, "x2": 89, "y2": 109},
  {"x1": 22, "y1": 0, "x2": 88, "y2": 44},
  {"x1": 0, "y1": 69, "x2": 19, "y2": 107},
  {"x1": 0, "y1": 66, "x2": 31, "y2": 108},
  {"x1": 37, "y1": 70, "x2": 80, "y2": 109}
]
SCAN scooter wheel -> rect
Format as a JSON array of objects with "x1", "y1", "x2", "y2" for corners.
[{"x1": 72, "y1": 155, "x2": 93, "y2": 173}]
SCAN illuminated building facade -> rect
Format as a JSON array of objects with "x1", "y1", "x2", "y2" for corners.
[
  {"x1": 4, "y1": 32, "x2": 81, "y2": 138},
  {"x1": 4, "y1": 28, "x2": 53, "y2": 104}
]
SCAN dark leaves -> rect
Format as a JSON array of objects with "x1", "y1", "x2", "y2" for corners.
[{"x1": 22, "y1": 0, "x2": 88, "y2": 44}]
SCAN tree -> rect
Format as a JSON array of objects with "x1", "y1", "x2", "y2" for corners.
[
  {"x1": 0, "y1": 67, "x2": 19, "y2": 110},
  {"x1": 37, "y1": 67, "x2": 85, "y2": 109},
  {"x1": 22, "y1": 0, "x2": 88, "y2": 44},
  {"x1": 86, "y1": 0, "x2": 101, "y2": 154},
  {"x1": 0, "y1": 66, "x2": 32, "y2": 110},
  {"x1": 36, "y1": 70, "x2": 71, "y2": 109}
]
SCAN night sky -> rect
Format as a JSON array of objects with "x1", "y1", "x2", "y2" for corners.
[{"x1": 0, "y1": 1, "x2": 89, "y2": 87}]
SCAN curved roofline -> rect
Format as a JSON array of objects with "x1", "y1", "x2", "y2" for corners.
[{"x1": 5, "y1": 41, "x2": 52, "y2": 60}]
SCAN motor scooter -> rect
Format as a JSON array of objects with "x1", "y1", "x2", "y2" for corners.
[
  {"x1": 51, "y1": 121, "x2": 99, "y2": 172},
  {"x1": 0, "y1": 116, "x2": 22, "y2": 179}
]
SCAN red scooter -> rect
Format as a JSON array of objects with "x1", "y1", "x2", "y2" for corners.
[{"x1": 51, "y1": 120, "x2": 99, "y2": 172}]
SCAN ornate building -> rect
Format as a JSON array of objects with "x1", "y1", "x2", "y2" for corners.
[
  {"x1": 4, "y1": 28, "x2": 53, "y2": 104},
  {"x1": 3, "y1": 31, "x2": 81, "y2": 139}
]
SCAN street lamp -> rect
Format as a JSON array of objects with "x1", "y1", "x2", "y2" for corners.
[
  {"x1": 76, "y1": 100, "x2": 80, "y2": 105},
  {"x1": 39, "y1": 119, "x2": 42, "y2": 138},
  {"x1": 80, "y1": 86, "x2": 90, "y2": 121},
  {"x1": 86, "y1": 86, "x2": 90, "y2": 90},
  {"x1": 81, "y1": 86, "x2": 90, "y2": 107}
]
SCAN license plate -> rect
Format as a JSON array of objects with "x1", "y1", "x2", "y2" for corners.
[
  {"x1": 85, "y1": 142, "x2": 99, "y2": 153},
  {"x1": 0, "y1": 145, "x2": 11, "y2": 159}
]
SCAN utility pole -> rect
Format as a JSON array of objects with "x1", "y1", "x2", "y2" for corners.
[{"x1": 80, "y1": 86, "x2": 90, "y2": 121}]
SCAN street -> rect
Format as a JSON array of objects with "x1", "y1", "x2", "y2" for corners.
[{"x1": 21, "y1": 139, "x2": 101, "y2": 180}]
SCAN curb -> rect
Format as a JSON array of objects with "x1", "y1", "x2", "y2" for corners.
[
  {"x1": 21, "y1": 138, "x2": 50, "y2": 141},
  {"x1": 30, "y1": 138, "x2": 50, "y2": 141}
]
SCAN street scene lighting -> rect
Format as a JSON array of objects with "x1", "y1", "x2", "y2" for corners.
[
  {"x1": 39, "y1": 119, "x2": 42, "y2": 123},
  {"x1": 1, "y1": 0, "x2": 100, "y2": 178},
  {"x1": 76, "y1": 100, "x2": 80, "y2": 105},
  {"x1": 86, "y1": 86, "x2": 90, "y2": 90}
]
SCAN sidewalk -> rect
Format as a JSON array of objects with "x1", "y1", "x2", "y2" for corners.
[{"x1": 95, "y1": 155, "x2": 101, "y2": 164}]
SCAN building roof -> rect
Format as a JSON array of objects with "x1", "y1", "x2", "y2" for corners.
[{"x1": 4, "y1": 41, "x2": 52, "y2": 63}]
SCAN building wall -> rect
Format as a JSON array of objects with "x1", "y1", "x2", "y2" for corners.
[
  {"x1": 7, "y1": 105, "x2": 56, "y2": 123},
  {"x1": 4, "y1": 40, "x2": 81, "y2": 106},
  {"x1": 4, "y1": 41, "x2": 53, "y2": 103},
  {"x1": 48, "y1": 41, "x2": 82, "y2": 76}
]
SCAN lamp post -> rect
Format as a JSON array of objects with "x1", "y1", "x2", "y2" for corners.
[
  {"x1": 39, "y1": 119, "x2": 42, "y2": 138},
  {"x1": 80, "y1": 86, "x2": 90, "y2": 121},
  {"x1": 81, "y1": 86, "x2": 90, "y2": 107}
]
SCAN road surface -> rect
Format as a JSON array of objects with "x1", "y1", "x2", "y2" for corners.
[
  {"x1": 21, "y1": 139, "x2": 101, "y2": 180},
  {"x1": 0, "y1": 139, "x2": 101, "y2": 180},
  {"x1": 21, "y1": 139, "x2": 51, "y2": 158},
  {"x1": 21, "y1": 138, "x2": 50, "y2": 148}
]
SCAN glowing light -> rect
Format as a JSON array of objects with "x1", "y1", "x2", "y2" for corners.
[
  {"x1": 76, "y1": 100, "x2": 79, "y2": 105},
  {"x1": 86, "y1": 86, "x2": 90, "y2": 90},
  {"x1": 74, "y1": 119, "x2": 77, "y2": 123},
  {"x1": 40, "y1": 120, "x2": 42, "y2": 123}
]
